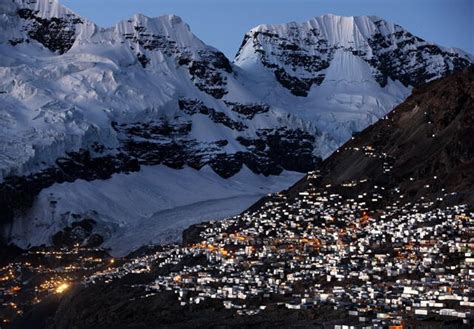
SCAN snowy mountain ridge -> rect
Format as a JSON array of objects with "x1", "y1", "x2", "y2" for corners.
[
  {"x1": 236, "y1": 14, "x2": 473, "y2": 95},
  {"x1": 0, "y1": 0, "x2": 472, "y2": 253}
]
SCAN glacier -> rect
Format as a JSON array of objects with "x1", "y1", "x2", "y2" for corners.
[{"x1": 6, "y1": 165, "x2": 303, "y2": 256}]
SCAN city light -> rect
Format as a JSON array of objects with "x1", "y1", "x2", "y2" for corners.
[{"x1": 55, "y1": 283, "x2": 70, "y2": 294}]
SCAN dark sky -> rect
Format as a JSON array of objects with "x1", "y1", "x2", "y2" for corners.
[{"x1": 63, "y1": 0, "x2": 474, "y2": 58}]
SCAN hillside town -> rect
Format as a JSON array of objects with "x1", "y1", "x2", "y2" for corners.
[
  {"x1": 2, "y1": 142, "x2": 473, "y2": 327},
  {"x1": 83, "y1": 169, "x2": 473, "y2": 328}
]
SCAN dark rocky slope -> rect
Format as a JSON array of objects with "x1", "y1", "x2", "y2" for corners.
[{"x1": 290, "y1": 67, "x2": 474, "y2": 205}]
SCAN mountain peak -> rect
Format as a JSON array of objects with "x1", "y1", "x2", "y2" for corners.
[
  {"x1": 114, "y1": 13, "x2": 193, "y2": 40},
  {"x1": 243, "y1": 14, "x2": 399, "y2": 53},
  {"x1": 2, "y1": 0, "x2": 96, "y2": 53},
  {"x1": 235, "y1": 14, "x2": 472, "y2": 96},
  {"x1": 127, "y1": 13, "x2": 186, "y2": 27},
  {"x1": 12, "y1": 0, "x2": 92, "y2": 23}
]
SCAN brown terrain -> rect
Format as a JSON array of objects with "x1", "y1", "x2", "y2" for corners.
[{"x1": 286, "y1": 67, "x2": 473, "y2": 205}]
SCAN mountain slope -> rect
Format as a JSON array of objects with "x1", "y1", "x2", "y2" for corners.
[
  {"x1": 6, "y1": 165, "x2": 303, "y2": 255},
  {"x1": 0, "y1": 0, "x2": 472, "y2": 251},
  {"x1": 288, "y1": 67, "x2": 474, "y2": 206},
  {"x1": 187, "y1": 68, "x2": 474, "y2": 246},
  {"x1": 0, "y1": 0, "x2": 317, "y2": 228}
]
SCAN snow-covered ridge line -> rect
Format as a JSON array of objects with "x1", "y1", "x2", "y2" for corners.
[
  {"x1": 238, "y1": 14, "x2": 473, "y2": 62},
  {"x1": 235, "y1": 14, "x2": 472, "y2": 96}
]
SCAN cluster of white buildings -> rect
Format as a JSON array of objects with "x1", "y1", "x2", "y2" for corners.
[{"x1": 86, "y1": 170, "x2": 473, "y2": 327}]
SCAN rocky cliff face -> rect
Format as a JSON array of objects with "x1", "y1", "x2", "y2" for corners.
[{"x1": 1, "y1": 0, "x2": 95, "y2": 51}]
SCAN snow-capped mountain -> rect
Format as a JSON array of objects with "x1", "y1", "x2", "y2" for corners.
[
  {"x1": 0, "y1": 0, "x2": 471, "y2": 253},
  {"x1": 236, "y1": 14, "x2": 472, "y2": 94},
  {"x1": 235, "y1": 14, "x2": 472, "y2": 147}
]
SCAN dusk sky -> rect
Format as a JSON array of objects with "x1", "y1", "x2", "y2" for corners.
[{"x1": 63, "y1": 0, "x2": 473, "y2": 58}]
